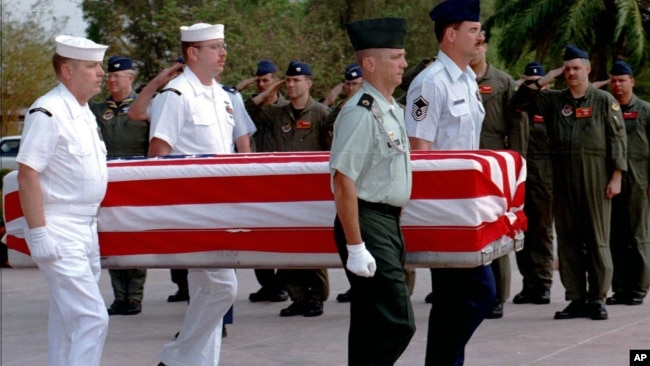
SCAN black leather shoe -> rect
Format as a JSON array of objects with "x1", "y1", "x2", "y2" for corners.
[
  {"x1": 554, "y1": 300, "x2": 588, "y2": 319},
  {"x1": 123, "y1": 301, "x2": 142, "y2": 315},
  {"x1": 513, "y1": 289, "x2": 551, "y2": 304},
  {"x1": 485, "y1": 302, "x2": 503, "y2": 319},
  {"x1": 280, "y1": 302, "x2": 307, "y2": 317},
  {"x1": 589, "y1": 303, "x2": 608, "y2": 320},
  {"x1": 336, "y1": 289, "x2": 351, "y2": 303},
  {"x1": 107, "y1": 300, "x2": 128, "y2": 315},
  {"x1": 628, "y1": 296, "x2": 644, "y2": 305},
  {"x1": 303, "y1": 301, "x2": 324, "y2": 317},
  {"x1": 424, "y1": 292, "x2": 434, "y2": 304},
  {"x1": 605, "y1": 293, "x2": 629, "y2": 305},
  {"x1": 157, "y1": 363, "x2": 166, "y2": 366},
  {"x1": 167, "y1": 290, "x2": 189, "y2": 303},
  {"x1": 249, "y1": 288, "x2": 289, "y2": 302}
]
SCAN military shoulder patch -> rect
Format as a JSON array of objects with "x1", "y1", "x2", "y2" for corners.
[
  {"x1": 357, "y1": 93, "x2": 374, "y2": 111},
  {"x1": 28, "y1": 107, "x2": 52, "y2": 117},
  {"x1": 222, "y1": 85, "x2": 238, "y2": 94},
  {"x1": 411, "y1": 96, "x2": 429, "y2": 121},
  {"x1": 160, "y1": 88, "x2": 182, "y2": 96},
  {"x1": 611, "y1": 102, "x2": 620, "y2": 111}
]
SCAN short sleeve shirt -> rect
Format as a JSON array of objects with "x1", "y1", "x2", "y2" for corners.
[
  {"x1": 329, "y1": 83, "x2": 412, "y2": 207},
  {"x1": 149, "y1": 67, "x2": 235, "y2": 155},
  {"x1": 17, "y1": 84, "x2": 108, "y2": 205},
  {"x1": 405, "y1": 50, "x2": 485, "y2": 150}
]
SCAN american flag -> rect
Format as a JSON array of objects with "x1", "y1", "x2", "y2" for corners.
[{"x1": 3, "y1": 150, "x2": 526, "y2": 269}]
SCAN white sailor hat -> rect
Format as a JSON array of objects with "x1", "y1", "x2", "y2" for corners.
[
  {"x1": 180, "y1": 23, "x2": 225, "y2": 42},
  {"x1": 55, "y1": 35, "x2": 108, "y2": 62}
]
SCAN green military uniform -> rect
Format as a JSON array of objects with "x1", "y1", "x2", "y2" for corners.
[
  {"x1": 477, "y1": 63, "x2": 528, "y2": 308},
  {"x1": 610, "y1": 94, "x2": 650, "y2": 299},
  {"x1": 516, "y1": 104, "x2": 555, "y2": 295},
  {"x1": 249, "y1": 95, "x2": 330, "y2": 305},
  {"x1": 244, "y1": 93, "x2": 289, "y2": 152},
  {"x1": 514, "y1": 84, "x2": 627, "y2": 304},
  {"x1": 90, "y1": 92, "x2": 148, "y2": 304},
  {"x1": 90, "y1": 92, "x2": 149, "y2": 158},
  {"x1": 330, "y1": 83, "x2": 415, "y2": 364}
]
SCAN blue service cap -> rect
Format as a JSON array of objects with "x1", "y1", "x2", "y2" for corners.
[
  {"x1": 430, "y1": 0, "x2": 480, "y2": 23},
  {"x1": 107, "y1": 56, "x2": 133, "y2": 73},
  {"x1": 564, "y1": 45, "x2": 589, "y2": 61},
  {"x1": 609, "y1": 60, "x2": 633, "y2": 76},
  {"x1": 524, "y1": 61, "x2": 545, "y2": 77},
  {"x1": 344, "y1": 62, "x2": 362, "y2": 80},
  {"x1": 346, "y1": 17, "x2": 407, "y2": 51},
  {"x1": 285, "y1": 60, "x2": 312, "y2": 76},
  {"x1": 256, "y1": 59, "x2": 278, "y2": 76}
]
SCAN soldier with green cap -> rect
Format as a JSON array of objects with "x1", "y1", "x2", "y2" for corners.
[
  {"x1": 606, "y1": 60, "x2": 650, "y2": 306},
  {"x1": 513, "y1": 44, "x2": 627, "y2": 321},
  {"x1": 330, "y1": 17, "x2": 414, "y2": 365}
]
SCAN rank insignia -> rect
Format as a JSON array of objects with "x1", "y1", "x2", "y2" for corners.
[
  {"x1": 411, "y1": 96, "x2": 429, "y2": 121},
  {"x1": 103, "y1": 109, "x2": 115, "y2": 120},
  {"x1": 611, "y1": 102, "x2": 620, "y2": 111},
  {"x1": 296, "y1": 120, "x2": 311, "y2": 129},
  {"x1": 282, "y1": 121, "x2": 292, "y2": 133},
  {"x1": 561, "y1": 105, "x2": 573, "y2": 117}
]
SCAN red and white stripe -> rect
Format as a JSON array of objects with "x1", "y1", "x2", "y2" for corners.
[{"x1": 3, "y1": 151, "x2": 526, "y2": 268}]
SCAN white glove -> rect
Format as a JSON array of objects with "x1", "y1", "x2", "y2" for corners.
[
  {"x1": 346, "y1": 242, "x2": 376, "y2": 277},
  {"x1": 25, "y1": 226, "x2": 60, "y2": 263}
]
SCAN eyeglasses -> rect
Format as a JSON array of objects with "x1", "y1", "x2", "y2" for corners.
[
  {"x1": 453, "y1": 26, "x2": 485, "y2": 38},
  {"x1": 193, "y1": 43, "x2": 228, "y2": 52}
]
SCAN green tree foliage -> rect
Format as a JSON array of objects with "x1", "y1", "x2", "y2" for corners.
[
  {"x1": 82, "y1": 0, "x2": 443, "y2": 100},
  {"x1": 1, "y1": 4, "x2": 64, "y2": 136},
  {"x1": 484, "y1": 0, "x2": 650, "y2": 96}
]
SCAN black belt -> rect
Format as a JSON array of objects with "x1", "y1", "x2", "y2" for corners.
[{"x1": 358, "y1": 199, "x2": 402, "y2": 217}]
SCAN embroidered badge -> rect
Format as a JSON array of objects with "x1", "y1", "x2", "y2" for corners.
[
  {"x1": 119, "y1": 106, "x2": 130, "y2": 115},
  {"x1": 623, "y1": 111, "x2": 638, "y2": 120},
  {"x1": 296, "y1": 120, "x2": 311, "y2": 129},
  {"x1": 576, "y1": 107, "x2": 592, "y2": 118},
  {"x1": 479, "y1": 85, "x2": 493, "y2": 94},
  {"x1": 282, "y1": 121, "x2": 292, "y2": 133},
  {"x1": 103, "y1": 109, "x2": 115, "y2": 120},
  {"x1": 533, "y1": 114, "x2": 545, "y2": 123},
  {"x1": 561, "y1": 105, "x2": 573, "y2": 117},
  {"x1": 611, "y1": 102, "x2": 620, "y2": 111},
  {"x1": 225, "y1": 101, "x2": 233, "y2": 115},
  {"x1": 411, "y1": 96, "x2": 429, "y2": 121}
]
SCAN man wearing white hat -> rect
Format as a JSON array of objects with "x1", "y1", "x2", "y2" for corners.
[
  {"x1": 148, "y1": 23, "x2": 237, "y2": 366},
  {"x1": 17, "y1": 35, "x2": 109, "y2": 365}
]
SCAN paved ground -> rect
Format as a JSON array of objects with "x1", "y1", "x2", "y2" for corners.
[{"x1": 2, "y1": 258, "x2": 649, "y2": 365}]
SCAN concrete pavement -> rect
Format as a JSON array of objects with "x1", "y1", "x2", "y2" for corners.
[{"x1": 2, "y1": 260, "x2": 649, "y2": 365}]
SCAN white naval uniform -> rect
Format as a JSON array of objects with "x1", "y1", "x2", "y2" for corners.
[
  {"x1": 221, "y1": 84, "x2": 257, "y2": 152},
  {"x1": 150, "y1": 67, "x2": 238, "y2": 366},
  {"x1": 17, "y1": 83, "x2": 109, "y2": 366},
  {"x1": 404, "y1": 50, "x2": 485, "y2": 150}
]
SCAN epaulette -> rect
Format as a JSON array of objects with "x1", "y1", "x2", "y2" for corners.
[
  {"x1": 222, "y1": 85, "x2": 238, "y2": 94},
  {"x1": 160, "y1": 88, "x2": 182, "y2": 96},
  {"x1": 28, "y1": 107, "x2": 52, "y2": 117},
  {"x1": 357, "y1": 93, "x2": 374, "y2": 111}
]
